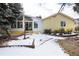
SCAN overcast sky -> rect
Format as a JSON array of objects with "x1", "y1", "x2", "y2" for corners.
[{"x1": 22, "y1": 0, "x2": 79, "y2": 19}]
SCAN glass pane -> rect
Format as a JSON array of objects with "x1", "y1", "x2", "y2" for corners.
[
  {"x1": 25, "y1": 22, "x2": 28, "y2": 30},
  {"x1": 61, "y1": 21, "x2": 66, "y2": 27},
  {"x1": 25, "y1": 22, "x2": 32, "y2": 30},
  {"x1": 28, "y1": 22, "x2": 32, "y2": 30},
  {"x1": 17, "y1": 22, "x2": 23, "y2": 28},
  {"x1": 34, "y1": 22, "x2": 38, "y2": 28}
]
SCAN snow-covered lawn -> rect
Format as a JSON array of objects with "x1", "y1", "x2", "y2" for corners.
[
  {"x1": 0, "y1": 34, "x2": 69, "y2": 56},
  {"x1": 8, "y1": 39, "x2": 33, "y2": 45},
  {"x1": 7, "y1": 34, "x2": 64, "y2": 46}
]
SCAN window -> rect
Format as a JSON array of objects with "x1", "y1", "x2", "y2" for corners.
[
  {"x1": 34, "y1": 22, "x2": 38, "y2": 28},
  {"x1": 28, "y1": 22, "x2": 32, "y2": 30},
  {"x1": 11, "y1": 22, "x2": 16, "y2": 28},
  {"x1": 25, "y1": 22, "x2": 32, "y2": 30},
  {"x1": 60, "y1": 21, "x2": 66, "y2": 27},
  {"x1": 17, "y1": 22, "x2": 23, "y2": 28}
]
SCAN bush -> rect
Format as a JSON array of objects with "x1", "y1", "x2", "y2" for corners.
[
  {"x1": 65, "y1": 29, "x2": 72, "y2": 34},
  {"x1": 53, "y1": 29, "x2": 60, "y2": 33},
  {"x1": 53, "y1": 28, "x2": 65, "y2": 35},
  {"x1": 44, "y1": 29, "x2": 52, "y2": 34},
  {"x1": 53, "y1": 28, "x2": 72, "y2": 35}
]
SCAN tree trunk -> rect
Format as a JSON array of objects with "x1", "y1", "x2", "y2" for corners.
[
  {"x1": 4, "y1": 28, "x2": 11, "y2": 38},
  {"x1": 1, "y1": 26, "x2": 11, "y2": 38}
]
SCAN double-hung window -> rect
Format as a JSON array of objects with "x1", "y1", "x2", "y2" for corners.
[{"x1": 60, "y1": 21, "x2": 66, "y2": 27}]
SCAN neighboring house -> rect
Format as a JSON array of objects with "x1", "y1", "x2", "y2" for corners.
[
  {"x1": 10, "y1": 15, "x2": 43, "y2": 33},
  {"x1": 43, "y1": 13, "x2": 76, "y2": 32},
  {"x1": 75, "y1": 19, "x2": 79, "y2": 27},
  {"x1": 74, "y1": 19, "x2": 79, "y2": 32}
]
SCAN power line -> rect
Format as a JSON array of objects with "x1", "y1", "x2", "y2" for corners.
[{"x1": 58, "y1": 3, "x2": 66, "y2": 13}]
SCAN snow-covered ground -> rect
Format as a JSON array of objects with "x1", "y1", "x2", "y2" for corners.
[
  {"x1": 0, "y1": 34, "x2": 69, "y2": 56},
  {"x1": 8, "y1": 34, "x2": 64, "y2": 46}
]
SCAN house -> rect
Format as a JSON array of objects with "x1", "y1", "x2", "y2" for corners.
[
  {"x1": 10, "y1": 12, "x2": 76, "y2": 34},
  {"x1": 10, "y1": 15, "x2": 43, "y2": 33},
  {"x1": 75, "y1": 19, "x2": 79, "y2": 27},
  {"x1": 74, "y1": 19, "x2": 79, "y2": 32},
  {"x1": 43, "y1": 13, "x2": 76, "y2": 32}
]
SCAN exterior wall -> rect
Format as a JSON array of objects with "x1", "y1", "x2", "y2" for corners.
[
  {"x1": 43, "y1": 13, "x2": 75, "y2": 32},
  {"x1": 52, "y1": 14, "x2": 75, "y2": 31},
  {"x1": 11, "y1": 28, "x2": 24, "y2": 31},
  {"x1": 32, "y1": 17, "x2": 43, "y2": 33},
  {"x1": 11, "y1": 17, "x2": 43, "y2": 33},
  {"x1": 43, "y1": 17, "x2": 53, "y2": 30}
]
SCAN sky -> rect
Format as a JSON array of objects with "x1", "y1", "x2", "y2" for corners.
[
  {"x1": 0, "y1": 0, "x2": 79, "y2": 19},
  {"x1": 22, "y1": 0, "x2": 79, "y2": 19},
  {"x1": 1, "y1": 0, "x2": 78, "y2": 19}
]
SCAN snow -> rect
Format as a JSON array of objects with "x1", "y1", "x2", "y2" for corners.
[
  {"x1": 17, "y1": 34, "x2": 64, "y2": 46},
  {"x1": 0, "y1": 34, "x2": 69, "y2": 56},
  {"x1": 8, "y1": 39, "x2": 33, "y2": 45},
  {"x1": 17, "y1": 34, "x2": 32, "y2": 40}
]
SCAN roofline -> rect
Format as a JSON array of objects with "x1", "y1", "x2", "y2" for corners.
[
  {"x1": 43, "y1": 12, "x2": 74, "y2": 20},
  {"x1": 42, "y1": 12, "x2": 76, "y2": 24}
]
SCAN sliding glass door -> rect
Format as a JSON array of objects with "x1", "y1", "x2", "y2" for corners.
[{"x1": 25, "y1": 22, "x2": 32, "y2": 30}]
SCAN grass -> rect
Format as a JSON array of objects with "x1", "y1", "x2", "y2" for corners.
[{"x1": 57, "y1": 37, "x2": 79, "y2": 56}]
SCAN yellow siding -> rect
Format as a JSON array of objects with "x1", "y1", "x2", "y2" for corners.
[
  {"x1": 43, "y1": 17, "x2": 52, "y2": 30},
  {"x1": 43, "y1": 13, "x2": 75, "y2": 31}
]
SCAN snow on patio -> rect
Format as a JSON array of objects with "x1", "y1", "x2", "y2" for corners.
[{"x1": 0, "y1": 34, "x2": 69, "y2": 56}]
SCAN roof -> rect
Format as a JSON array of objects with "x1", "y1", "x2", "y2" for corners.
[
  {"x1": 24, "y1": 15, "x2": 32, "y2": 21},
  {"x1": 43, "y1": 12, "x2": 75, "y2": 21},
  {"x1": 18, "y1": 14, "x2": 23, "y2": 20}
]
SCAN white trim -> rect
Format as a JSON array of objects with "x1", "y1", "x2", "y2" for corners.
[{"x1": 23, "y1": 16, "x2": 25, "y2": 30}]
